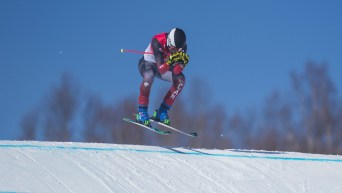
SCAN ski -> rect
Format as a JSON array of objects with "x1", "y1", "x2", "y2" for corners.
[
  {"x1": 122, "y1": 118, "x2": 171, "y2": 135},
  {"x1": 149, "y1": 119, "x2": 198, "y2": 137}
]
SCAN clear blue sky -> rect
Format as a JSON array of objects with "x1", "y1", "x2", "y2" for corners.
[{"x1": 1, "y1": 0, "x2": 342, "y2": 139}]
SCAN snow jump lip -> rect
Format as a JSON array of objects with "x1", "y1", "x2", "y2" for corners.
[{"x1": 1, "y1": 143, "x2": 342, "y2": 163}]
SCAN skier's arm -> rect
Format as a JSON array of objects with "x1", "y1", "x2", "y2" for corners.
[
  {"x1": 150, "y1": 38, "x2": 169, "y2": 74},
  {"x1": 151, "y1": 38, "x2": 164, "y2": 65}
]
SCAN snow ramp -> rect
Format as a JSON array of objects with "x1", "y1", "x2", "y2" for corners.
[{"x1": 0, "y1": 140, "x2": 342, "y2": 193}]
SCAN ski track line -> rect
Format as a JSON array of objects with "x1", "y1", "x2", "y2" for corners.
[
  {"x1": 140, "y1": 152, "x2": 202, "y2": 192},
  {"x1": 242, "y1": 159, "x2": 275, "y2": 193},
  {"x1": 160, "y1": 152, "x2": 226, "y2": 192},
  {"x1": 88, "y1": 152, "x2": 144, "y2": 193},
  {"x1": 116, "y1": 153, "x2": 159, "y2": 191},
  {"x1": 204, "y1": 156, "x2": 242, "y2": 192},
  {"x1": 16, "y1": 150, "x2": 58, "y2": 193},
  {"x1": 87, "y1": 154, "x2": 131, "y2": 193},
  {"x1": 135, "y1": 154, "x2": 185, "y2": 192},
  {"x1": 106, "y1": 152, "x2": 151, "y2": 193},
  {"x1": 168, "y1": 155, "x2": 228, "y2": 192},
  {"x1": 252, "y1": 159, "x2": 288, "y2": 192},
  {"x1": 252, "y1": 157, "x2": 309, "y2": 193},
  {"x1": 63, "y1": 152, "x2": 116, "y2": 193},
  {"x1": 18, "y1": 149, "x2": 74, "y2": 193},
  {"x1": 163, "y1": 154, "x2": 220, "y2": 192},
  {"x1": 1, "y1": 143, "x2": 342, "y2": 163},
  {"x1": 117, "y1": 152, "x2": 176, "y2": 192}
]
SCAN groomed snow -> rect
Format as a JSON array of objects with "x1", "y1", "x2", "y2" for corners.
[{"x1": 0, "y1": 140, "x2": 341, "y2": 193}]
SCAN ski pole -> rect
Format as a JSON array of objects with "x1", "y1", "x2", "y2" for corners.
[{"x1": 120, "y1": 49, "x2": 152, "y2": 55}]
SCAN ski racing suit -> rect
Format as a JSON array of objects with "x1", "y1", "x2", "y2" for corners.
[{"x1": 138, "y1": 32, "x2": 187, "y2": 107}]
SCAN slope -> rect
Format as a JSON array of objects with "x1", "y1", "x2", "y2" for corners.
[{"x1": 0, "y1": 140, "x2": 341, "y2": 193}]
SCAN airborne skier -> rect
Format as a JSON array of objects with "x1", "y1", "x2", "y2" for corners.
[{"x1": 136, "y1": 28, "x2": 190, "y2": 126}]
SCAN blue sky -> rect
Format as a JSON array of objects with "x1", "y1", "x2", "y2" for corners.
[{"x1": 1, "y1": 0, "x2": 342, "y2": 139}]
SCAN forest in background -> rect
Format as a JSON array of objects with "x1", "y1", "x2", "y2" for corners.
[{"x1": 20, "y1": 62, "x2": 342, "y2": 154}]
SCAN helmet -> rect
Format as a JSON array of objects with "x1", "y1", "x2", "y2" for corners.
[{"x1": 167, "y1": 28, "x2": 186, "y2": 49}]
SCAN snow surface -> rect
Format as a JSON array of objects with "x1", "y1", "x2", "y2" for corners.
[{"x1": 0, "y1": 140, "x2": 342, "y2": 193}]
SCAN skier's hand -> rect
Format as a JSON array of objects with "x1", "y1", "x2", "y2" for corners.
[
  {"x1": 178, "y1": 52, "x2": 190, "y2": 66},
  {"x1": 166, "y1": 52, "x2": 181, "y2": 65},
  {"x1": 166, "y1": 52, "x2": 190, "y2": 66}
]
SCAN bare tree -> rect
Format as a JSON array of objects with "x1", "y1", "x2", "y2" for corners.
[
  {"x1": 20, "y1": 108, "x2": 39, "y2": 140},
  {"x1": 83, "y1": 95, "x2": 110, "y2": 143},
  {"x1": 291, "y1": 62, "x2": 341, "y2": 154},
  {"x1": 259, "y1": 91, "x2": 298, "y2": 151},
  {"x1": 20, "y1": 73, "x2": 80, "y2": 142},
  {"x1": 228, "y1": 110, "x2": 256, "y2": 149},
  {"x1": 42, "y1": 73, "x2": 80, "y2": 141},
  {"x1": 82, "y1": 94, "x2": 147, "y2": 144}
]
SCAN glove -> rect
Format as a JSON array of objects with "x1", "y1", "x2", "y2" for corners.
[
  {"x1": 166, "y1": 52, "x2": 190, "y2": 66},
  {"x1": 178, "y1": 52, "x2": 190, "y2": 66}
]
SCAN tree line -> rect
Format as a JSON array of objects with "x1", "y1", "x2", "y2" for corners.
[{"x1": 20, "y1": 62, "x2": 342, "y2": 154}]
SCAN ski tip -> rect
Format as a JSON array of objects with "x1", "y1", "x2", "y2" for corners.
[{"x1": 190, "y1": 132, "x2": 198, "y2": 137}]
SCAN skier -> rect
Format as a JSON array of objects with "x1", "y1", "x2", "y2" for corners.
[{"x1": 136, "y1": 28, "x2": 190, "y2": 126}]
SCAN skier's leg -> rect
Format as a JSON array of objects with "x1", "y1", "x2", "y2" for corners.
[
  {"x1": 138, "y1": 58, "x2": 156, "y2": 106},
  {"x1": 154, "y1": 72, "x2": 186, "y2": 125},
  {"x1": 163, "y1": 72, "x2": 185, "y2": 107},
  {"x1": 138, "y1": 70, "x2": 155, "y2": 106},
  {"x1": 137, "y1": 58, "x2": 156, "y2": 125}
]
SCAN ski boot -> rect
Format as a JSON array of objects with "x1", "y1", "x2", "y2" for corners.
[
  {"x1": 153, "y1": 103, "x2": 171, "y2": 125},
  {"x1": 136, "y1": 105, "x2": 150, "y2": 126}
]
